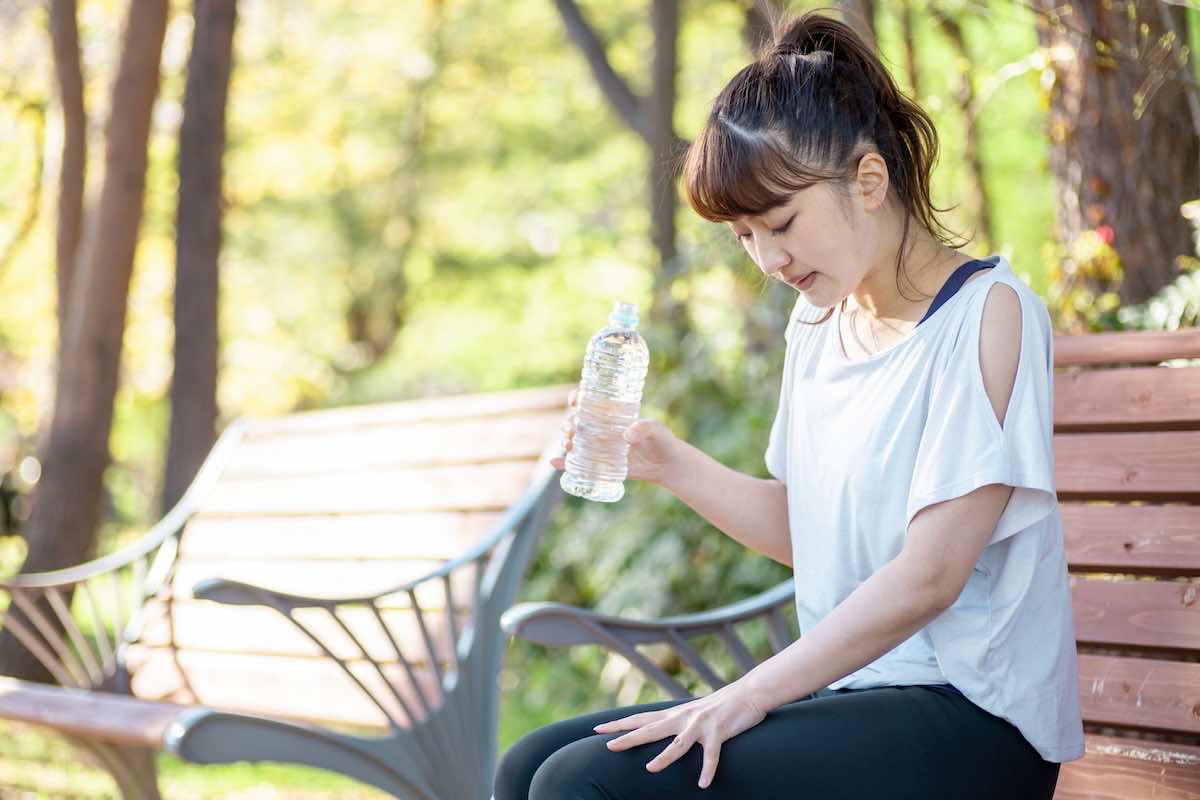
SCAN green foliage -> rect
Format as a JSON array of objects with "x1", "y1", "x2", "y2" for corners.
[
  {"x1": 1114, "y1": 200, "x2": 1200, "y2": 332},
  {"x1": 0, "y1": 0, "x2": 1061, "y2": 546},
  {"x1": 1043, "y1": 199, "x2": 1200, "y2": 334},
  {"x1": 3, "y1": 1, "x2": 1194, "y2": 787},
  {"x1": 1116, "y1": 272, "x2": 1200, "y2": 332},
  {"x1": 1042, "y1": 227, "x2": 1125, "y2": 332},
  {"x1": 0, "y1": 720, "x2": 390, "y2": 798}
]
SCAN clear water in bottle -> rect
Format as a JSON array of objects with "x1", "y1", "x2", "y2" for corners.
[{"x1": 560, "y1": 301, "x2": 650, "y2": 503}]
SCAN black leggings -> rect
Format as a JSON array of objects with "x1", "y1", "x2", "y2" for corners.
[{"x1": 494, "y1": 684, "x2": 1061, "y2": 799}]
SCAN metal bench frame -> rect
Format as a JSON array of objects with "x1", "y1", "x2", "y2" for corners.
[{"x1": 0, "y1": 389, "x2": 570, "y2": 800}]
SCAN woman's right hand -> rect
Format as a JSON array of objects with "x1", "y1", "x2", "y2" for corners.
[{"x1": 550, "y1": 387, "x2": 681, "y2": 487}]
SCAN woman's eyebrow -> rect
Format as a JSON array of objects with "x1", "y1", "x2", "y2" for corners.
[
  {"x1": 730, "y1": 203, "x2": 790, "y2": 226},
  {"x1": 744, "y1": 208, "x2": 793, "y2": 226}
]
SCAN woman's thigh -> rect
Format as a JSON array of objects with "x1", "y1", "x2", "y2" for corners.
[
  {"x1": 494, "y1": 697, "x2": 690, "y2": 800},
  {"x1": 497, "y1": 684, "x2": 1060, "y2": 800}
]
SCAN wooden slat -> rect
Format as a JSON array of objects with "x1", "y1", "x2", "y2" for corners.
[
  {"x1": 178, "y1": 511, "x2": 501, "y2": 561},
  {"x1": 1071, "y1": 576, "x2": 1200, "y2": 652},
  {"x1": 1054, "y1": 734, "x2": 1200, "y2": 799},
  {"x1": 137, "y1": 600, "x2": 466, "y2": 663},
  {"x1": 198, "y1": 459, "x2": 539, "y2": 515},
  {"x1": 1055, "y1": 329, "x2": 1200, "y2": 367},
  {"x1": 1054, "y1": 367, "x2": 1200, "y2": 431},
  {"x1": 1077, "y1": 654, "x2": 1200, "y2": 734},
  {"x1": 126, "y1": 648, "x2": 444, "y2": 730},
  {"x1": 241, "y1": 384, "x2": 574, "y2": 438},
  {"x1": 1054, "y1": 432, "x2": 1200, "y2": 501},
  {"x1": 170, "y1": 559, "x2": 480, "y2": 609},
  {"x1": 223, "y1": 410, "x2": 565, "y2": 479},
  {"x1": 0, "y1": 676, "x2": 184, "y2": 748},
  {"x1": 1062, "y1": 504, "x2": 1200, "y2": 575}
]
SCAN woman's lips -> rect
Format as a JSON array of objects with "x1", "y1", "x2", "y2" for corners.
[{"x1": 789, "y1": 271, "x2": 816, "y2": 289}]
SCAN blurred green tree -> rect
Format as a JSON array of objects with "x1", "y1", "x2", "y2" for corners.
[{"x1": 0, "y1": 0, "x2": 170, "y2": 682}]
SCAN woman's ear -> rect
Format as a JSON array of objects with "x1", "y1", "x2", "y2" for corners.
[{"x1": 854, "y1": 152, "x2": 889, "y2": 211}]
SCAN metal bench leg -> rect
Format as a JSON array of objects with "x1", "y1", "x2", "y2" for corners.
[{"x1": 75, "y1": 739, "x2": 162, "y2": 800}]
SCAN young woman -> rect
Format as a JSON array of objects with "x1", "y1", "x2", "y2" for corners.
[{"x1": 495, "y1": 10, "x2": 1083, "y2": 799}]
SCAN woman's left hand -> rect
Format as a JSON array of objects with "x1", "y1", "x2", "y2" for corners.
[{"x1": 592, "y1": 681, "x2": 770, "y2": 789}]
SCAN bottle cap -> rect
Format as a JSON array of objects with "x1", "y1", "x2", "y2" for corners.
[{"x1": 609, "y1": 301, "x2": 639, "y2": 328}]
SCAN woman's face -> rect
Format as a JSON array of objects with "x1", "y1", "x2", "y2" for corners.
[{"x1": 726, "y1": 155, "x2": 889, "y2": 308}]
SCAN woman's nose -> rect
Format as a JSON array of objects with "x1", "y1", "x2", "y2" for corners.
[{"x1": 756, "y1": 242, "x2": 791, "y2": 276}]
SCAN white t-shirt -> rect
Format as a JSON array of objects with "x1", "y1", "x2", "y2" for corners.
[{"x1": 764, "y1": 255, "x2": 1085, "y2": 763}]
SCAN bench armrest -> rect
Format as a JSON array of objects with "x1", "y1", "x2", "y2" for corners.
[
  {"x1": 0, "y1": 422, "x2": 250, "y2": 689},
  {"x1": 500, "y1": 579, "x2": 795, "y2": 698},
  {"x1": 0, "y1": 675, "x2": 187, "y2": 748},
  {"x1": 1, "y1": 420, "x2": 247, "y2": 594}
]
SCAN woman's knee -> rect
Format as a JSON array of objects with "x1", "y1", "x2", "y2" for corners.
[
  {"x1": 495, "y1": 727, "x2": 566, "y2": 800},
  {"x1": 527, "y1": 735, "x2": 648, "y2": 800},
  {"x1": 528, "y1": 733, "x2": 702, "y2": 800},
  {"x1": 496, "y1": 699, "x2": 689, "y2": 800}
]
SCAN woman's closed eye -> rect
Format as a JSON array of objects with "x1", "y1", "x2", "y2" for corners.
[{"x1": 735, "y1": 214, "x2": 795, "y2": 241}]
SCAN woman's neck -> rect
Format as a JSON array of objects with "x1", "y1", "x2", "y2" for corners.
[{"x1": 848, "y1": 229, "x2": 965, "y2": 324}]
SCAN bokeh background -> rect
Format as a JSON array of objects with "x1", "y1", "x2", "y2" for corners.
[{"x1": 1, "y1": 0, "x2": 1197, "y2": 795}]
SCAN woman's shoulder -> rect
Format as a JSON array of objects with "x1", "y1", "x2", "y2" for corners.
[{"x1": 937, "y1": 256, "x2": 1052, "y2": 343}]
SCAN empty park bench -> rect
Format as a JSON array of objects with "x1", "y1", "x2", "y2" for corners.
[
  {"x1": 0, "y1": 382, "x2": 574, "y2": 799},
  {"x1": 503, "y1": 327, "x2": 1200, "y2": 800}
]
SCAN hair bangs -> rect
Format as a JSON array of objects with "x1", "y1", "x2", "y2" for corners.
[{"x1": 683, "y1": 119, "x2": 833, "y2": 223}]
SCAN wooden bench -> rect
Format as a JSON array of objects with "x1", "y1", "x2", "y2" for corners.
[
  {"x1": 0, "y1": 383, "x2": 574, "y2": 799},
  {"x1": 503, "y1": 328, "x2": 1200, "y2": 799}
]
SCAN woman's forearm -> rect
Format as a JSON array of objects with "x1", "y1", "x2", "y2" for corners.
[
  {"x1": 741, "y1": 552, "x2": 949, "y2": 710},
  {"x1": 658, "y1": 439, "x2": 792, "y2": 566}
]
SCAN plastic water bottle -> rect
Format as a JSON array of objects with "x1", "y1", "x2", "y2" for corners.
[{"x1": 560, "y1": 301, "x2": 650, "y2": 503}]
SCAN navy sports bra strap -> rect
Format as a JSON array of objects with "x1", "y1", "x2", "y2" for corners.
[{"x1": 917, "y1": 256, "x2": 999, "y2": 326}]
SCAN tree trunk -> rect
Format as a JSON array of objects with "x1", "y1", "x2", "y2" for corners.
[
  {"x1": 840, "y1": 0, "x2": 876, "y2": 51},
  {"x1": 551, "y1": 0, "x2": 689, "y2": 340},
  {"x1": 161, "y1": 0, "x2": 237, "y2": 515},
  {"x1": 48, "y1": 0, "x2": 87, "y2": 378},
  {"x1": 1034, "y1": 0, "x2": 1195, "y2": 305},
  {"x1": 647, "y1": 0, "x2": 687, "y2": 336},
  {"x1": 0, "y1": 0, "x2": 169, "y2": 682}
]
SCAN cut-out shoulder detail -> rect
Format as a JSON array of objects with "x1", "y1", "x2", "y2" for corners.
[{"x1": 978, "y1": 283, "x2": 1022, "y2": 428}]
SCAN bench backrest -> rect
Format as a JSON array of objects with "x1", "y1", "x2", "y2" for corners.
[
  {"x1": 1049, "y1": 329, "x2": 1200, "y2": 797},
  {"x1": 121, "y1": 384, "x2": 572, "y2": 730}
]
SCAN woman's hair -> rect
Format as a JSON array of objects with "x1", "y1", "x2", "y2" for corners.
[{"x1": 681, "y1": 8, "x2": 967, "y2": 324}]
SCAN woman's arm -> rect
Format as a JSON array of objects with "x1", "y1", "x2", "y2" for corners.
[
  {"x1": 551, "y1": 391, "x2": 791, "y2": 565},
  {"x1": 740, "y1": 479, "x2": 1012, "y2": 709},
  {"x1": 659, "y1": 438, "x2": 792, "y2": 567},
  {"x1": 739, "y1": 279, "x2": 1026, "y2": 707}
]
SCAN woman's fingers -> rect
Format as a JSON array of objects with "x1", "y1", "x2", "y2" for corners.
[
  {"x1": 593, "y1": 710, "x2": 661, "y2": 734},
  {"x1": 594, "y1": 703, "x2": 727, "y2": 789},
  {"x1": 605, "y1": 719, "x2": 677, "y2": 751},
  {"x1": 697, "y1": 738, "x2": 721, "y2": 788},
  {"x1": 622, "y1": 422, "x2": 637, "y2": 442},
  {"x1": 645, "y1": 730, "x2": 698, "y2": 772},
  {"x1": 552, "y1": 393, "x2": 578, "y2": 469}
]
